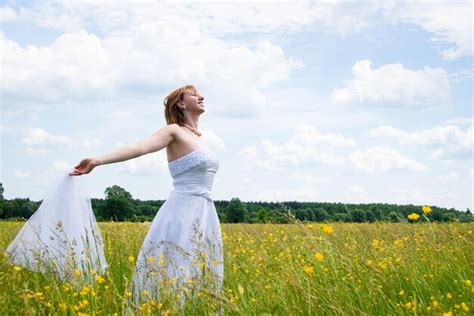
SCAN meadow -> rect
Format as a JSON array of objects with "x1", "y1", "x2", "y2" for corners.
[{"x1": 0, "y1": 219, "x2": 472, "y2": 315}]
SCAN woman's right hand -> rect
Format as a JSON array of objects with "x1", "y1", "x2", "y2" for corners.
[{"x1": 69, "y1": 158, "x2": 98, "y2": 176}]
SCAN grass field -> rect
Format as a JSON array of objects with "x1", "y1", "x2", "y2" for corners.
[{"x1": 0, "y1": 220, "x2": 472, "y2": 315}]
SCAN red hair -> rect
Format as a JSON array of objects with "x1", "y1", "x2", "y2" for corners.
[{"x1": 163, "y1": 84, "x2": 197, "y2": 125}]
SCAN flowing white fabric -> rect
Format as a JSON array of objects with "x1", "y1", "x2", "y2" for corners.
[
  {"x1": 4, "y1": 172, "x2": 108, "y2": 280},
  {"x1": 131, "y1": 146, "x2": 224, "y2": 307}
]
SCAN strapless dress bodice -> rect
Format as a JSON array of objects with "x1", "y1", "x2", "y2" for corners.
[{"x1": 167, "y1": 147, "x2": 219, "y2": 201}]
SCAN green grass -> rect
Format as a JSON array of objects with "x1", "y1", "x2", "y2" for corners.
[{"x1": 0, "y1": 221, "x2": 472, "y2": 315}]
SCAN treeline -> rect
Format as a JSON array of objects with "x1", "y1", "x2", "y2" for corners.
[{"x1": 0, "y1": 183, "x2": 472, "y2": 223}]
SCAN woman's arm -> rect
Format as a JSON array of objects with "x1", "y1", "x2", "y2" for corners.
[{"x1": 69, "y1": 124, "x2": 178, "y2": 176}]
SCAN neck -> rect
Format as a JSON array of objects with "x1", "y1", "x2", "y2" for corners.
[{"x1": 184, "y1": 113, "x2": 200, "y2": 130}]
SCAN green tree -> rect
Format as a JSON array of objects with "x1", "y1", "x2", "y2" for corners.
[
  {"x1": 333, "y1": 213, "x2": 349, "y2": 222},
  {"x1": 313, "y1": 208, "x2": 330, "y2": 222},
  {"x1": 226, "y1": 198, "x2": 247, "y2": 223},
  {"x1": 294, "y1": 209, "x2": 308, "y2": 221},
  {"x1": 351, "y1": 209, "x2": 366, "y2": 222},
  {"x1": 442, "y1": 212, "x2": 456, "y2": 222},
  {"x1": 365, "y1": 210, "x2": 376, "y2": 222},
  {"x1": 103, "y1": 185, "x2": 133, "y2": 221},
  {"x1": 388, "y1": 211, "x2": 401, "y2": 223},
  {"x1": 256, "y1": 208, "x2": 269, "y2": 223}
]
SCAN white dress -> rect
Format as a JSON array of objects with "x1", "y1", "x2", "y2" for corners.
[
  {"x1": 4, "y1": 172, "x2": 108, "y2": 280},
  {"x1": 131, "y1": 146, "x2": 224, "y2": 306}
]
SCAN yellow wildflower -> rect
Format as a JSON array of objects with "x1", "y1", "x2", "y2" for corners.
[
  {"x1": 367, "y1": 259, "x2": 373, "y2": 266},
  {"x1": 372, "y1": 239, "x2": 380, "y2": 247},
  {"x1": 80, "y1": 286, "x2": 90, "y2": 296},
  {"x1": 465, "y1": 279, "x2": 472, "y2": 286},
  {"x1": 79, "y1": 299, "x2": 89, "y2": 308},
  {"x1": 321, "y1": 224, "x2": 333, "y2": 234},
  {"x1": 303, "y1": 265, "x2": 314, "y2": 275},
  {"x1": 461, "y1": 302, "x2": 469, "y2": 312},
  {"x1": 442, "y1": 312, "x2": 452, "y2": 316},
  {"x1": 74, "y1": 269, "x2": 81, "y2": 277},
  {"x1": 125, "y1": 290, "x2": 132, "y2": 297},
  {"x1": 95, "y1": 275, "x2": 105, "y2": 284},
  {"x1": 128, "y1": 256, "x2": 135, "y2": 263},
  {"x1": 147, "y1": 256, "x2": 154, "y2": 263},
  {"x1": 314, "y1": 252, "x2": 324, "y2": 262},
  {"x1": 399, "y1": 290, "x2": 405, "y2": 295},
  {"x1": 422, "y1": 205, "x2": 432, "y2": 214},
  {"x1": 447, "y1": 292, "x2": 452, "y2": 299},
  {"x1": 13, "y1": 266, "x2": 22, "y2": 272},
  {"x1": 407, "y1": 213, "x2": 420, "y2": 220}
]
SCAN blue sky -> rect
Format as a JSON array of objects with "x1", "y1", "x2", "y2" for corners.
[{"x1": 1, "y1": 1, "x2": 472, "y2": 211}]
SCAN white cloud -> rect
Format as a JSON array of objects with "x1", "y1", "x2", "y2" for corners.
[
  {"x1": 13, "y1": 161, "x2": 73, "y2": 184},
  {"x1": 240, "y1": 123, "x2": 355, "y2": 170},
  {"x1": 290, "y1": 124, "x2": 357, "y2": 147},
  {"x1": 0, "y1": 5, "x2": 16, "y2": 22},
  {"x1": 1, "y1": 2, "x2": 305, "y2": 117},
  {"x1": 449, "y1": 67, "x2": 474, "y2": 83},
  {"x1": 383, "y1": 0, "x2": 473, "y2": 60},
  {"x1": 2, "y1": 1, "x2": 469, "y2": 116},
  {"x1": 5, "y1": 2, "x2": 380, "y2": 37},
  {"x1": 1, "y1": 30, "x2": 112, "y2": 103},
  {"x1": 332, "y1": 59, "x2": 450, "y2": 106},
  {"x1": 201, "y1": 130, "x2": 227, "y2": 151},
  {"x1": 115, "y1": 152, "x2": 168, "y2": 175},
  {"x1": 368, "y1": 124, "x2": 473, "y2": 160},
  {"x1": 1, "y1": 28, "x2": 302, "y2": 116},
  {"x1": 22, "y1": 128, "x2": 73, "y2": 147},
  {"x1": 349, "y1": 145, "x2": 426, "y2": 172},
  {"x1": 436, "y1": 172, "x2": 459, "y2": 182}
]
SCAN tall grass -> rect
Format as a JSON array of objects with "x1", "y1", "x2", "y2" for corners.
[{"x1": 0, "y1": 221, "x2": 472, "y2": 315}]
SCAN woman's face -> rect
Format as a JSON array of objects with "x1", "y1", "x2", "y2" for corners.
[{"x1": 182, "y1": 88, "x2": 205, "y2": 112}]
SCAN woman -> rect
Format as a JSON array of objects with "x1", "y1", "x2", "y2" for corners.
[{"x1": 70, "y1": 84, "x2": 224, "y2": 308}]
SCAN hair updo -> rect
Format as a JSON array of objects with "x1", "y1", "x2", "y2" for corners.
[{"x1": 163, "y1": 84, "x2": 197, "y2": 126}]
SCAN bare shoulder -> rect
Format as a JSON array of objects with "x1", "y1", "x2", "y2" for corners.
[
  {"x1": 160, "y1": 124, "x2": 179, "y2": 135},
  {"x1": 163, "y1": 123, "x2": 181, "y2": 136}
]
